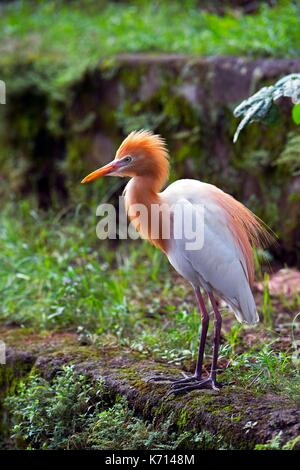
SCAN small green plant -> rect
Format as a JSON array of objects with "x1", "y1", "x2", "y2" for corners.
[
  {"x1": 172, "y1": 430, "x2": 230, "y2": 450},
  {"x1": 74, "y1": 397, "x2": 157, "y2": 450},
  {"x1": 291, "y1": 312, "x2": 300, "y2": 367},
  {"x1": 275, "y1": 132, "x2": 300, "y2": 175},
  {"x1": 255, "y1": 432, "x2": 300, "y2": 450},
  {"x1": 225, "y1": 323, "x2": 242, "y2": 357},
  {"x1": 253, "y1": 248, "x2": 273, "y2": 279},
  {"x1": 129, "y1": 306, "x2": 200, "y2": 364},
  {"x1": 282, "y1": 435, "x2": 300, "y2": 450},
  {"x1": 255, "y1": 431, "x2": 283, "y2": 450},
  {"x1": 5, "y1": 365, "x2": 108, "y2": 449}
]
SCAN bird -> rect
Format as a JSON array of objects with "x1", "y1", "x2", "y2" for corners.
[{"x1": 81, "y1": 130, "x2": 271, "y2": 394}]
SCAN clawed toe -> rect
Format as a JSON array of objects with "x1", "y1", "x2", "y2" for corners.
[
  {"x1": 166, "y1": 376, "x2": 223, "y2": 396},
  {"x1": 147, "y1": 374, "x2": 182, "y2": 383},
  {"x1": 147, "y1": 371, "x2": 225, "y2": 396},
  {"x1": 169, "y1": 375, "x2": 199, "y2": 387}
]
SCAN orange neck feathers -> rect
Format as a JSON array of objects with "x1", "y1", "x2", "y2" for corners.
[{"x1": 117, "y1": 131, "x2": 170, "y2": 252}]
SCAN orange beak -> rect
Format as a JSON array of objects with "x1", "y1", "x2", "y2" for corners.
[{"x1": 81, "y1": 161, "x2": 119, "y2": 184}]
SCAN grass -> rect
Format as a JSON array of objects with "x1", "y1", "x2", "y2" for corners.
[
  {"x1": 0, "y1": 199, "x2": 201, "y2": 364},
  {"x1": 222, "y1": 345, "x2": 298, "y2": 393},
  {"x1": 0, "y1": 199, "x2": 190, "y2": 332},
  {"x1": 0, "y1": 1, "x2": 300, "y2": 93}
]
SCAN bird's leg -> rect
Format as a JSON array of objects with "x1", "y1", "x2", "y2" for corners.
[
  {"x1": 147, "y1": 287, "x2": 209, "y2": 384},
  {"x1": 207, "y1": 292, "x2": 223, "y2": 389},
  {"x1": 194, "y1": 287, "x2": 210, "y2": 379},
  {"x1": 169, "y1": 292, "x2": 223, "y2": 395},
  {"x1": 165, "y1": 287, "x2": 209, "y2": 387}
]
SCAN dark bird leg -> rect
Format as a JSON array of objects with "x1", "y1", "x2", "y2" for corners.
[
  {"x1": 194, "y1": 287, "x2": 210, "y2": 379},
  {"x1": 208, "y1": 292, "x2": 223, "y2": 389},
  {"x1": 164, "y1": 287, "x2": 210, "y2": 386},
  {"x1": 147, "y1": 287, "x2": 209, "y2": 384},
  {"x1": 169, "y1": 291, "x2": 223, "y2": 395}
]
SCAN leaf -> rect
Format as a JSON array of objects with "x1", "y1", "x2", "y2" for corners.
[
  {"x1": 233, "y1": 74, "x2": 300, "y2": 142},
  {"x1": 292, "y1": 103, "x2": 300, "y2": 125},
  {"x1": 233, "y1": 100, "x2": 269, "y2": 143}
]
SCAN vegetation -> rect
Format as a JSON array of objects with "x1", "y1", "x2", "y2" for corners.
[
  {"x1": 0, "y1": 1, "x2": 300, "y2": 93},
  {"x1": 255, "y1": 433, "x2": 300, "y2": 450},
  {"x1": 4, "y1": 365, "x2": 229, "y2": 450}
]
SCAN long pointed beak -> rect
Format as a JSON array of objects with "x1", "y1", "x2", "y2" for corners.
[{"x1": 81, "y1": 161, "x2": 118, "y2": 184}]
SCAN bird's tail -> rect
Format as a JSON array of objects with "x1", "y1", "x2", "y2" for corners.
[
  {"x1": 210, "y1": 186, "x2": 275, "y2": 287},
  {"x1": 224, "y1": 280, "x2": 259, "y2": 325},
  {"x1": 232, "y1": 281, "x2": 259, "y2": 325}
]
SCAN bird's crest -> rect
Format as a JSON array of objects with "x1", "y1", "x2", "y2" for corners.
[{"x1": 116, "y1": 130, "x2": 169, "y2": 161}]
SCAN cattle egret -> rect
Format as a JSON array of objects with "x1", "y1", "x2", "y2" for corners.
[{"x1": 82, "y1": 130, "x2": 271, "y2": 394}]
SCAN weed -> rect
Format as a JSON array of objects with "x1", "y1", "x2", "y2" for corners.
[
  {"x1": 221, "y1": 344, "x2": 295, "y2": 395},
  {"x1": 225, "y1": 323, "x2": 243, "y2": 357},
  {"x1": 5, "y1": 365, "x2": 108, "y2": 449},
  {"x1": 255, "y1": 432, "x2": 300, "y2": 450},
  {"x1": 255, "y1": 431, "x2": 283, "y2": 450}
]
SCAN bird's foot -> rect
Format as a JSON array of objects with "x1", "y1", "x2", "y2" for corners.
[{"x1": 166, "y1": 376, "x2": 223, "y2": 396}]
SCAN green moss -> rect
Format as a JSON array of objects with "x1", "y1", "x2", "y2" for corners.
[{"x1": 176, "y1": 409, "x2": 189, "y2": 429}]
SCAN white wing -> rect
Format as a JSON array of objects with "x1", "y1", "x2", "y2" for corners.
[{"x1": 162, "y1": 180, "x2": 259, "y2": 324}]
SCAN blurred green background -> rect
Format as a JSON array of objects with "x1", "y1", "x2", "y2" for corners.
[
  {"x1": 1, "y1": 0, "x2": 300, "y2": 324},
  {"x1": 1, "y1": 0, "x2": 300, "y2": 261},
  {"x1": 1, "y1": 0, "x2": 300, "y2": 451}
]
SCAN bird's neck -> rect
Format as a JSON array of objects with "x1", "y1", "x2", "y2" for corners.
[
  {"x1": 124, "y1": 176, "x2": 169, "y2": 252},
  {"x1": 124, "y1": 175, "x2": 160, "y2": 207}
]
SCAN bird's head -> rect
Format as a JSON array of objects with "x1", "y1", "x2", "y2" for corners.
[{"x1": 81, "y1": 130, "x2": 169, "y2": 189}]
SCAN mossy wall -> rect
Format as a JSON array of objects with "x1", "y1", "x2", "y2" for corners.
[{"x1": 1, "y1": 55, "x2": 300, "y2": 261}]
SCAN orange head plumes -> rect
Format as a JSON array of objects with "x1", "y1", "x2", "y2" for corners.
[{"x1": 81, "y1": 130, "x2": 169, "y2": 191}]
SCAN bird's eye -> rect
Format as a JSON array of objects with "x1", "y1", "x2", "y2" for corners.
[{"x1": 124, "y1": 156, "x2": 132, "y2": 163}]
